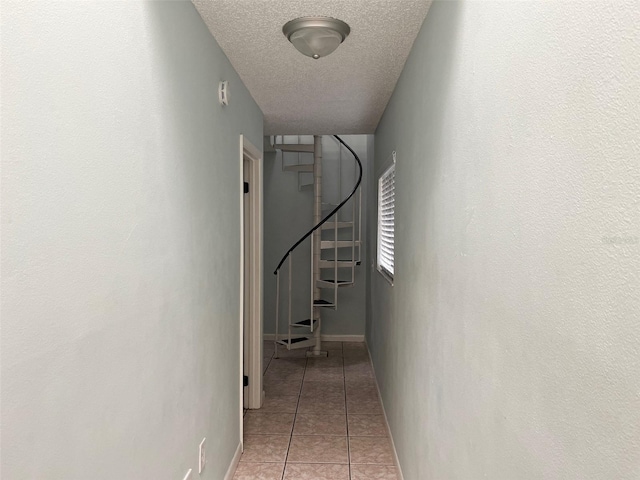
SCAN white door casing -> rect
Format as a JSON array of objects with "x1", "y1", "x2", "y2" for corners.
[{"x1": 239, "y1": 135, "x2": 263, "y2": 446}]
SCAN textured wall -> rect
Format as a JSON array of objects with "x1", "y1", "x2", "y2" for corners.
[
  {"x1": 264, "y1": 135, "x2": 371, "y2": 337},
  {"x1": 0, "y1": 1, "x2": 263, "y2": 479},
  {"x1": 368, "y1": 1, "x2": 640, "y2": 479}
]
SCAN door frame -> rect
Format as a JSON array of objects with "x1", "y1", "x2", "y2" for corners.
[{"x1": 239, "y1": 135, "x2": 263, "y2": 441}]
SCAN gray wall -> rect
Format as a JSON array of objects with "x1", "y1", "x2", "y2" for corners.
[
  {"x1": 368, "y1": 1, "x2": 640, "y2": 479},
  {"x1": 264, "y1": 135, "x2": 372, "y2": 336},
  {"x1": 0, "y1": 1, "x2": 263, "y2": 479}
]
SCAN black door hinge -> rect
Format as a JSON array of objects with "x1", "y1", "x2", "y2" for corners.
[
  {"x1": 243, "y1": 375, "x2": 248, "y2": 387},
  {"x1": 243, "y1": 182, "x2": 249, "y2": 194}
]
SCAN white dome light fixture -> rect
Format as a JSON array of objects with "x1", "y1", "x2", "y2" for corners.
[{"x1": 283, "y1": 16, "x2": 350, "y2": 60}]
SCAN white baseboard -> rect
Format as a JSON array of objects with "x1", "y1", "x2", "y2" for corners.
[
  {"x1": 263, "y1": 334, "x2": 365, "y2": 342},
  {"x1": 224, "y1": 442, "x2": 242, "y2": 480},
  {"x1": 365, "y1": 339, "x2": 405, "y2": 480}
]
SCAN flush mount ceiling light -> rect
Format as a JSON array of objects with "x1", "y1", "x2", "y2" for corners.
[{"x1": 282, "y1": 16, "x2": 350, "y2": 59}]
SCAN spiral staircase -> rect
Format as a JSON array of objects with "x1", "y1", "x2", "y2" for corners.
[{"x1": 272, "y1": 135, "x2": 362, "y2": 357}]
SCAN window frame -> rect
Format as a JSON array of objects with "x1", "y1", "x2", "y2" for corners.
[{"x1": 376, "y1": 153, "x2": 396, "y2": 285}]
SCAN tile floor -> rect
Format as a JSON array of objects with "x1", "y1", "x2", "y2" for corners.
[{"x1": 235, "y1": 341, "x2": 398, "y2": 480}]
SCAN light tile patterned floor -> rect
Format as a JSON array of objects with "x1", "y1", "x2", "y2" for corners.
[{"x1": 235, "y1": 341, "x2": 399, "y2": 480}]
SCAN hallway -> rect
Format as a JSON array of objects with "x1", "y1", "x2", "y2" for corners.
[
  {"x1": 234, "y1": 342, "x2": 398, "y2": 480},
  {"x1": 3, "y1": 1, "x2": 639, "y2": 478}
]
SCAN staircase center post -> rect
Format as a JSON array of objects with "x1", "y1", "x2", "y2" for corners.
[{"x1": 312, "y1": 135, "x2": 322, "y2": 355}]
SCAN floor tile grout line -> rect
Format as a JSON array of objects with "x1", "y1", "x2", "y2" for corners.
[
  {"x1": 342, "y1": 342, "x2": 352, "y2": 480},
  {"x1": 279, "y1": 349, "x2": 308, "y2": 480},
  {"x1": 263, "y1": 348, "x2": 274, "y2": 374}
]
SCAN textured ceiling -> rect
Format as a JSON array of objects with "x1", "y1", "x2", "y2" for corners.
[{"x1": 192, "y1": 0, "x2": 432, "y2": 134}]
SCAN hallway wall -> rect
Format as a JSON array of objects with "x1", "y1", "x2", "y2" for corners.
[
  {"x1": 1, "y1": 1, "x2": 262, "y2": 479},
  {"x1": 368, "y1": 1, "x2": 640, "y2": 479},
  {"x1": 264, "y1": 135, "x2": 372, "y2": 337}
]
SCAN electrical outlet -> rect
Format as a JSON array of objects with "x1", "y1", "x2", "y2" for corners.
[
  {"x1": 182, "y1": 469, "x2": 192, "y2": 480},
  {"x1": 199, "y1": 438, "x2": 206, "y2": 474}
]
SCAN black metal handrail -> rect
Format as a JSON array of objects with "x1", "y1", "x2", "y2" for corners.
[{"x1": 274, "y1": 135, "x2": 363, "y2": 275}]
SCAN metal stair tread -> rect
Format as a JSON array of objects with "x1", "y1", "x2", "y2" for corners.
[
  {"x1": 321, "y1": 221, "x2": 353, "y2": 230},
  {"x1": 316, "y1": 279, "x2": 354, "y2": 289},
  {"x1": 276, "y1": 337, "x2": 317, "y2": 350},
  {"x1": 313, "y1": 299, "x2": 335, "y2": 307},
  {"x1": 319, "y1": 260, "x2": 357, "y2": 268},
  {"x1": 279, "y1": 336, "x2": 307, "y2": 343},
  {"x1": 274, "y1": 143, "x2": 315, "y2": 153},
  {"x1": 291, "y1": 318, "x2": 318, "y2": 328},
  {"x1": 320, "y1": 240, "x2": 362, "y2": 249}
]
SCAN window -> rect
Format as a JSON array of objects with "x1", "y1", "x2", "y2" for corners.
[{"x1": 377, "y1": 158, "x2": 395, "y2": 282}]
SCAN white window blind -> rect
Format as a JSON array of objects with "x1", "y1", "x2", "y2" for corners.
[{"x1": 377, "y1": 162, "x2": 395, "y2": 279}]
